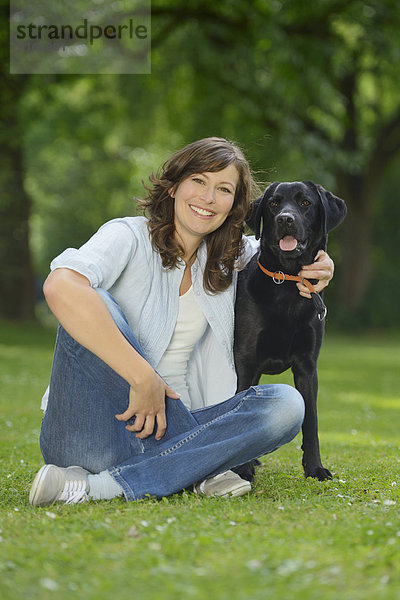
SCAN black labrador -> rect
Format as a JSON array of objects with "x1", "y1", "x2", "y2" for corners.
[{"x1": 232, "y1": 181, "x2": 347, "y2": 482}]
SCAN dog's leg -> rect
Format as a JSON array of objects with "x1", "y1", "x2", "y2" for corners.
[
  {"x1": 231, "y1": 460, "x2": 261, "y2": 482},
  {"x1": 232, "y1": 361, "x2": 263, "y2": 482},
  {"x1": 292, "y1": 363, "x2": 332, "y2": 481},
  {"x1": 234, "y1": 341, "x2": 262, "y2": 392}
]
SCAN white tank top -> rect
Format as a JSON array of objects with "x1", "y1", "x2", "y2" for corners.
[{"x1": 157, "y1": 286, "x2": 208, "y2": 409}]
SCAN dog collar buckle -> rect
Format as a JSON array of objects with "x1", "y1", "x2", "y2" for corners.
[{"x1": 272, "y1": 271, "x2": 285, "y2": 285}]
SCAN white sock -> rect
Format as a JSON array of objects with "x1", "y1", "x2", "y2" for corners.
[{"x1": 88, "y1": 470, "x2": 124, "y2": 500}]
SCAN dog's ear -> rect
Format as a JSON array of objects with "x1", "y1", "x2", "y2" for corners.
[
  {"x1": 246, "y1": 194, "x2": 264, "y2": 240},
  {"x1": 305, "y1": 181, "x2": 347, "y2": 234},
  {"x1": 247, "y1": 182, "x2": 280, "y2": 240}
]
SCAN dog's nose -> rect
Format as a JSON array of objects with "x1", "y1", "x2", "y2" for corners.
[{"x1": 277, "y1": 213, "x2": 295, "y2": 226}]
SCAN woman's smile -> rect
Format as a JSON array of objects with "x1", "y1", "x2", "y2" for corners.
[{"x1": 189, "y1": 204, "x2": 217, "y2": 218}]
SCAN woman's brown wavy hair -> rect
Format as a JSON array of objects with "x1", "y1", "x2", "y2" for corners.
[{"x1": 139, "y1": 137, "x2": 260, "y2": 293}]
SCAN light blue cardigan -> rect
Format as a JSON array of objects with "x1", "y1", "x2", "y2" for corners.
[{"x1": 41, "y1": 217, "x2": 258, "y2": 410}]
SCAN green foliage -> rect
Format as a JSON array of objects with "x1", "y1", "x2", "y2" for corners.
[
  {"x1": 362, "y1": 155, "x2": 400, "y2": 328},
  {"x1": 24, "y1": 75, "x2": 174, "y2": 274},
  {"x1": 1, "y1": 324, "x2": 400, "y2": 599},
  {"x1": 2, "y1": 0, "x2": 400, "y2": 324}
]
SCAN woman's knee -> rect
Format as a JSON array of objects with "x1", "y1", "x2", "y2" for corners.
[
  {"x1": 241, "y1": 383, "x2": 304, "y2": 453},
  {"x1": 258, "y1": 383, "x2": 305, "y2": 432},
  {"x1": 278, "y1": 384, "x2": 305, "y2": 425}
]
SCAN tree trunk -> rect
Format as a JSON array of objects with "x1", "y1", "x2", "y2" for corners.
[
  {"x1": 0, "y1": 0, "x2": 35, "y2": 320},
  {"x1": 335, "y1": 172, "x2": 373, "y2": 309},
  {"x1": 0, "y1": 10, "x2": 35, "y2": 322},
  {"x1": 0, "y1": 133, "x2": 35, "y2": 320}
]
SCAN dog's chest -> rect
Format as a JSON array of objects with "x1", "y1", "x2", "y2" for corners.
[
  {"x1": 235, "y1": 267, "x2": 319, "y2": 372},
  {"x1": 256, "y1": 318, "x2": 298, "y2": 369}
]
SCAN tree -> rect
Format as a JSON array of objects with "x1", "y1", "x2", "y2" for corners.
[
  {"x1": 0, "y1": 1, "x2": 35, "y2": 319},
  {"x1": 2, "y1": 0, "x2": 400, "y2": 320},
  {"x1": 150, "y1": 0, "x2": 400, "y2": 310}
]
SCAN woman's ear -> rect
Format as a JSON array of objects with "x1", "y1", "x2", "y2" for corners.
[{"x1": 168, "y1": 186, "x2": 175, "y2": 198}]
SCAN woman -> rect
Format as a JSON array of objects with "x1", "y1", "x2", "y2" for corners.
[{"x1": 29, "y1": 137, "x2": 333, "y2": 506}]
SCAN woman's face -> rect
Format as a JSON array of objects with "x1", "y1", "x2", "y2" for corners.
[{"x1": 171, "y1": 164, "x2": 239, "y2": 247}]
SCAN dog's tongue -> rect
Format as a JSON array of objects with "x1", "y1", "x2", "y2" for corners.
[{"x1": 279, "y1": 236, "x2": 298, "y2": 251}]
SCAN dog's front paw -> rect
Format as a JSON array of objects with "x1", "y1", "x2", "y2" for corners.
[{"x1": 304, "y1": 465, "x2": 332, "y2": 481}]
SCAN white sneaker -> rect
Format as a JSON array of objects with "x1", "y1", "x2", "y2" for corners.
[
  {"x1": 29, "y1": 464, "x2": 90, "y2": 507},
  {"x1": 193, "y1": 470, "x2": 251, "y2": 498}
]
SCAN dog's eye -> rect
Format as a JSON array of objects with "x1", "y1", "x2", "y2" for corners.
[
  {"x1": 300, "y1": 199, "x2": 311, "y2": 207},
  {"x1": 269, "y1": 200, "x2": 279, "y2": 208}
]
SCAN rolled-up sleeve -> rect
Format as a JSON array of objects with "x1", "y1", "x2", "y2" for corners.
[{"x1": 50, "y1": 220, "x2": 137, "y2": 289}]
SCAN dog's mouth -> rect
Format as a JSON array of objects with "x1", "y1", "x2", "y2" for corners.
[
  {"x1": 277, "y1": 236, "x2": 307, "y2": 253},
  {"x1": 279, "y1": 235, "x2": 298, "y2": 251}
]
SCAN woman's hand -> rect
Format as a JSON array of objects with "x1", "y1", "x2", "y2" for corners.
[
  {"x1": 296, "y1": 250, "x2": 334, "y2": 298},
  {"x1": 115, "y1": 364, "x2": 180, "y2": 440}
]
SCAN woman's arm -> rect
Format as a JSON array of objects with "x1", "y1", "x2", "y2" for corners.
[
  {"x1": 296, "y1": 250, "x2": 334, "y2": 298},
  {"x1": 44, "y1": 268, "x2": 179, "y2": 439}
]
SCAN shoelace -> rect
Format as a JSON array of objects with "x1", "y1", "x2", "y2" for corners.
[
  {"x1": 59, "y1": 479, "x2": 89, "y2": 504},
  {"x1": 195, "y1": 471, "x2": 229, "y2": 494}
]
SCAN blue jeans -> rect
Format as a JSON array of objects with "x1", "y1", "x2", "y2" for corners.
[{"x1": 40, "y1": 289, "x2": 305, "y2": 501}]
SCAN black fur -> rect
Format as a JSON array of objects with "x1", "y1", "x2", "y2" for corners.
[{"x1": 232, "y1": 181, "x2": 347, "y2": 482}]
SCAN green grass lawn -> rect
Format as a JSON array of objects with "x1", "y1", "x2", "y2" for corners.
[{"x1": 0, "y1": 321, "x2": 399, "y2": 600}]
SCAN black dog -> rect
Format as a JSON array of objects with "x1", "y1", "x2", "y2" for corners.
[{"x1": 232, "y1": 181, "x2": 347, "y2": 482}]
